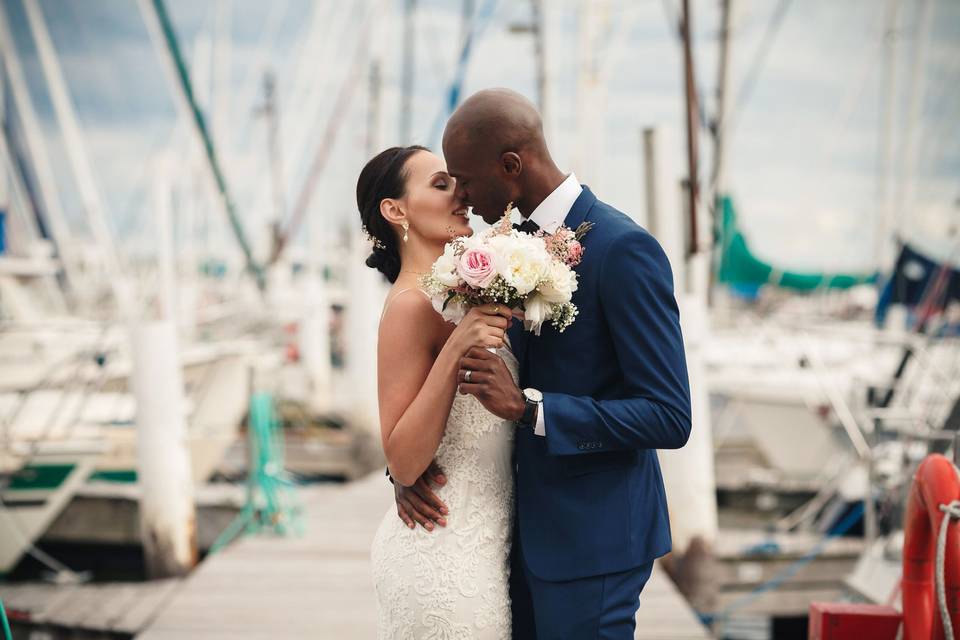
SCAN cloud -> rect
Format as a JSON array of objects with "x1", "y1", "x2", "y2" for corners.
[{"x1": 4, "y1": 0, "x2": 957, "y2": 271}]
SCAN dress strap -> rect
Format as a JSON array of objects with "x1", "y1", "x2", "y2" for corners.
[{"x1": 380, "y1": 287, "x2": 431, "y2": 321}]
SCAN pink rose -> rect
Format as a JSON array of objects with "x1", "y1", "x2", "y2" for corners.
[
  {"x1": 457, "y1": 248, "x2": 497, "y2": 289},
  {"x1": 566, "y1": 241, "x2": 584, "y2": 266}
]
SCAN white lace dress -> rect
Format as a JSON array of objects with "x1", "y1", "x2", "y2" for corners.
[{"x1": 370, "y1": 346, "x2": 518, "y2": 639}]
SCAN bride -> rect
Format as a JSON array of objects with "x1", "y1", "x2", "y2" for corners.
[{"x1": 359, "y1": 145, "x2": 518, "y2": 638}]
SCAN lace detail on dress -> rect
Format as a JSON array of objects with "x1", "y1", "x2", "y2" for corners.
[{"x1": 371, "y1": 346, "x2": 518, "y2": 639}]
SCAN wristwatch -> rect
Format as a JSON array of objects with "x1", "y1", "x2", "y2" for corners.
[{"x1": 516, "y1": 388, "x2": 543, "y2": 428}]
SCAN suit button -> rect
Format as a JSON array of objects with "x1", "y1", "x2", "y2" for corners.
[{"x1": 577, "y1": 442, "x2": 586, "y2": 450}]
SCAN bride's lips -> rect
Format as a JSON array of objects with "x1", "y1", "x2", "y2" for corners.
[{"x1": 451, "y1": 206, "x2": 469, "y2": 219}]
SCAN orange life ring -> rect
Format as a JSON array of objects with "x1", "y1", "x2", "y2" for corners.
[{"x1": 902, "y1": 454, "x2": 960, "y2": 639}]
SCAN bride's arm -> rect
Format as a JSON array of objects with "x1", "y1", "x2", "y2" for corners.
[{"x1": 378, "y1": 296, "x2": 510, "y2": 487}]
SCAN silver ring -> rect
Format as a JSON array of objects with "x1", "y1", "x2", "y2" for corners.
[{"x1": 464, "y1": 370, "x2": 473, "y2": 383}]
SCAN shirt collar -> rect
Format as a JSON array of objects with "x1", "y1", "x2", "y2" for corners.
[{"x1": 527, "y1": 173, "x2": 582, "y2": 233}]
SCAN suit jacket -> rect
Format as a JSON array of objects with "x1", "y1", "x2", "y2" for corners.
[{"x1": 508, "y1": 186, "x2": 691, "y2": 582}]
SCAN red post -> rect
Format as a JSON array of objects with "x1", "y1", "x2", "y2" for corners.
[{"x1": 808, "y1": 602, "x2": 901, "y2": 640}]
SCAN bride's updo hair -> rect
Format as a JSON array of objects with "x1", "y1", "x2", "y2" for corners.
[{"x1": 356, "y1": 145, "x2": 429, "y2": 283}]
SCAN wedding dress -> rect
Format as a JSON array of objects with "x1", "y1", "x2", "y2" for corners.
[{"x1": 371, "y1": 344, "x2": 518, "y2": 639}]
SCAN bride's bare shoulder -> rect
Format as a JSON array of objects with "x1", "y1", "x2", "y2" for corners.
[{"x1": 378, "y1": 289, "x2": 446, "y2": 350}]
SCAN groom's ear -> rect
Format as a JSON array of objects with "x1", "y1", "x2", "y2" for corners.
[{"x1": 500, "y1": 152, "x2": 522, "y2": 177}]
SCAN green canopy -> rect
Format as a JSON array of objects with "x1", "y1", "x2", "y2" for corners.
[{"x1": 716, "y1": 196, "x2": 876, "y2": 291}]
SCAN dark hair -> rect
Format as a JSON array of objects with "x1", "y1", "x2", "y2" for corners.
[{"x1": 356, "y1": 145, "x2": 429, "y2": 283}]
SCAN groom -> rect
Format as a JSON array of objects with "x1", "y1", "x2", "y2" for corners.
[{"x1": 394, "y1": 88, "x2": 692, "y2": 639}]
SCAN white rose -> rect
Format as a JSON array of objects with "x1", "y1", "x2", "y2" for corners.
[
  {"x1": 538, "y1": 261, "x2": 578, "y2": 304},
  {"x1": 489, "y1": 235, "x2": 549, "y2": 296},
  {"x1": 432, "y1": 295, "x2": 466, "y2": 324},
  {"x1": 432, "y1": 244, "x2": 461, "y2": 287},
  {"x1": 523, "y1": 294, "x2": 549, "y2": 335}
]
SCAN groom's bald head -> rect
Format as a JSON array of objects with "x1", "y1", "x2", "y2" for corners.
[
  {"x1": 443, "y1": 88, "x2": 547, "y2": 158},
  {"x1": 442, "y1": 89, "x2": 558, "y2": 224}
]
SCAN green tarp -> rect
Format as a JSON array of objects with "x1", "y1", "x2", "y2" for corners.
[{"x1": 716, "y1": 196, "x2": 875, "y2": 291}]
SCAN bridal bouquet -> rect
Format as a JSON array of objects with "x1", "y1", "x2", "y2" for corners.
[{"x1": 420, "y1": 204, "x2": 593, "y2": 335}]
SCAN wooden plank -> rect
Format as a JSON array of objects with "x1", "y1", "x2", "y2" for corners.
[
  {"x1": 140, "y1": 471, "x2": 710, "y2": 639},
  {"x1": 1, "y1": 471, "x2": 708, "y2": 638},
  {"x1": 0, "y1": 579, "x2": 181, "y2": 633}
]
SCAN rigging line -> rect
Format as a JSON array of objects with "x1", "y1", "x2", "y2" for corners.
[
  {"x1": 727, "y1": 0, "x2": 793, "y2": 135},
  {"x1": 660, "y1": 0, "x2": 680, "y2": 40},
  {"x1": 241, "y1": 1, "x2": 354, "y2": 241},
  {"x1": 891, "y1": 0, "x2": 935, "y2": 241},
  {"x1": 418, "y1": 7, "x2": 465, "y2": 88},
  {"x1": 912, "y1": 75, "x2": 960, "y2": 180},
  {"x1": 230, "y1": 0, "x2": 294, "y2": 152},
  {"x1": 597, "y1": 4, "x2": 645, "y2": 84},
  {"x1": 272, "y1": 0, "x2": 388, "y2": 264},
  {"x1": 814, "y1": 6, "x2": 892, "y2": 174},
  {"x1": 140, "y1": 0, "x2": 266, "y2": 290},
  {"x1": 427, "y1": 0, "x2": 500, "y2": 147}
]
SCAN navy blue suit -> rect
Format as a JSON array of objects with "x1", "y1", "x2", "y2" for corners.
[{"x1": 507, "y1": 187, "x2": 691, "y2": 639}]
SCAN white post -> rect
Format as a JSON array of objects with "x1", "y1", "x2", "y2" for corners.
[
  {"x1": 342, "y1": 236, "x2": 387, "y2": 436},
  {"x1": 153, "y1": 164, "x2": 177, "y2": 322},
  {"x1": 131, "y1": 321, "x2": 197, "y2": 578},
  {"x1": 644, "y1": 127, "x2": 718, "y2": 610},
  {"x1": 299, "y1": 209, "x2": 332, "y2": 413},
  {"x1": 642, "y1": 127, "x2": 685, "y2": 290},
  {"x1": 300, "y1": 274, "x2": 332, "y2": 413}
]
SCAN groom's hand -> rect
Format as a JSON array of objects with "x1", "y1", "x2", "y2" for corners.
[
  {"x1": 393, "y1": 461, "x2": 449, "y2": 531},
  {"x1": 458, "y1": 347, "x2": 525, "y2": 422}
]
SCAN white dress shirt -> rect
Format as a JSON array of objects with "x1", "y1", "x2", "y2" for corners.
[{"x1": 522, "y1": 173, "x2": 582, "y2": 436}]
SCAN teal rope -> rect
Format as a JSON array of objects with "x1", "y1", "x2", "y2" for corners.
[
  {"x1": 150, "y1": 0, "x2": 265, "y2": 290},
  {"x1": 0, "y1": 599, "x2": 12, "y2": 640},
  {"x1": 208, "y1": 392, "x2": 303, "y2": 555}
]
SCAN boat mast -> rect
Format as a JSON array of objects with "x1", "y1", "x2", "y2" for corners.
[
  {"x1": 270, "y1": 3, "x2": 379, "y2": 265},
  {"x1": 892, "y1": 0, "x2": 933, "y2": 263},
  {"x1": 23, "y1": 0, "x2": 133, "y2": 318},
  {"x1": 680, "y1": 0, "x2": 700, "y2": 260},
  {"x1": 367, "y1": 61, "x2": 382, "y2": 159},
  {"x1": 706, "y1": 0, "x2": 733, "y2": 301},
  {"x1": 875, "y1": 0, "x2": 901, "y2": 274},
  {"x1": 530, "y1": 0, "x2": 547, "y2": 121},
  {"x1": 255, "y1": 72, "x2": 286, "y2": 235},
  {"x1": 400, "y1": 0, "x2": 416, "y2": 144},
  {"x1": 709, "y1": 0, "x2": 732, "y2": 202},
  {"x1": 0, "y1": 6, "x2": 81, "y2": 298}
]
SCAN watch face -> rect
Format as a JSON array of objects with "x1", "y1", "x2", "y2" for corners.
[{"x1": 524, "y1": 388, "x2": 543, "y2": 403}]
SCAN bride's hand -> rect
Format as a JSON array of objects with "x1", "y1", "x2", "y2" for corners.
[{"x1": 450, "y1": 303, "x2": 513, "y2": 354}]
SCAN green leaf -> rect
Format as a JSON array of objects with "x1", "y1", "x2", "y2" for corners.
[{"x1": 441, "y1": 290, "x2": 457, "y2": 311}]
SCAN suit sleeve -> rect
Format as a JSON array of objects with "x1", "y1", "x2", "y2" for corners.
[{"x1": 540, "y1": 230, "x2": 692, "y2": 455}]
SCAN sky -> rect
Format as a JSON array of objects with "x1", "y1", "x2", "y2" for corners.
[{"x1": 3, "y1": 0, "x2": 959, "y2": 273}]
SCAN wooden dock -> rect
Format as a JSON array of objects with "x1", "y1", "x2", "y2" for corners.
[{"x1": 2, "y1": 471, "x2": 711, "y2": 638}]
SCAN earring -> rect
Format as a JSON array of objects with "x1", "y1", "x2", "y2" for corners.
[{"x1": 402, "y1": 220, "x2": 409, "y2": 243}]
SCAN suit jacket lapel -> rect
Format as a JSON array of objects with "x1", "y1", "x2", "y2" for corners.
[{"x1": 562, "y1": 185, "x2": 597, "y2": 231}]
